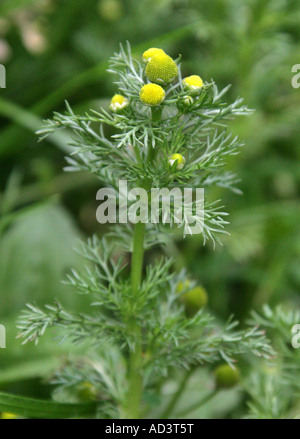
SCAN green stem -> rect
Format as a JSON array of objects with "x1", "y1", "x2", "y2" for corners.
[
  {"x1": 130, "y1": 221, "x2": 146, "y2": 295},
  {"x1": 124, "y1": 104, "x2": 161, "y2": 419},
  {"x1": 175, "y1": 389, "x2": 218, "y2": 418},
  {"x1": 151, "y1": 106, "x2": 162, "y2": 123},
  {"x1": 147, "y1": 106, "x2": 162, "y2": 163},
  {"x1": 124, "y1": 221, "x2": 146, "y2": 419},
  {"x1": 161, "y1": 368, "x2": 195, "y2": 419}
]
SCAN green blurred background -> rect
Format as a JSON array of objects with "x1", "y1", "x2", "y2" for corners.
[{"x1": 0, "y1": 0, "x2": 299, "y2": 413}]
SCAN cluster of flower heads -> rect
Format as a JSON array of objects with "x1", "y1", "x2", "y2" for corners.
[{"x1": 109, "y1": 47, "x2": 204, "y2": 171}]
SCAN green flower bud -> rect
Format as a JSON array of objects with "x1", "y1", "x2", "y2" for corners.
[
  {"x1": 177, "y1": 95, "x2": 194, "y2": 113},
  {"x1": 214, "y1": 364, "x2": 240, "y2": 389},
  {"x1": 168, "y1": 153, "x2": 186, "y2": 170},
  {"x1": 77, "y1": 382, "x2": 98, "y2": 401},
  {"x1": 180, "y1": 285, "x2": 208, "y2": 316}
]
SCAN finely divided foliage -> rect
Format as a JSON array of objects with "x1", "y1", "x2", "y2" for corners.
[
  {"x1": 17, "y1": 44, "x2": 273, "y2": 419},
  {"x1": 37, "y1": 42, "x2": 251, "y2": 245}
]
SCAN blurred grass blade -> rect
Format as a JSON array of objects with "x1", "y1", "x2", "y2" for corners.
[
  {"x1": 0, "y1": 358, "x2": 60, "y2": 386},
  {"x1": 0, "y1": 97, "x2": 42, "y2": 133},
  {"x1": 0, "y1": 392, "x2": 97, "y2": 419},
  {"x1": 0, "y1": 97, "x2": 72, "y2": 153}
]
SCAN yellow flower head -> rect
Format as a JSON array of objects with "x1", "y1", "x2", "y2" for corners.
[
  {"x1": 168, "y1": 153, "x2": 186, "y2": 170},
  {"x1": 142, "y1": 48, "x2": 165, "y2": 63},
  {"x1": 1, "y1": 412, "x2": 18, "y2": 419},
  {"x1": 139, "y1": 83, "x2": 165, "y2": 106},
  {"x1": 214, "y1": 364, "x2": 240, "y2": 389},
  {"x1": 110, "y1": 94, "x2": 129, "y2": 112},
  {"x1": 145, "y1": 53, "x2": 178, "y2": 85},
  {"x1": 183, "y1": 75, "x2": 203, "y2": 92}
]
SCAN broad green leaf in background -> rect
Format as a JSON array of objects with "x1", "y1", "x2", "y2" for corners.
[
  {"x1": 0, "y1": 358, "x2": 60, "y2": 387},
  {"x1": 0, "y1": 202, "x2": 85, "y2": 317}
]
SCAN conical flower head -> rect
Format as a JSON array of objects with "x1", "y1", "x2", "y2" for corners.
[{"x1": 145, "y1": 53, "x2": 178, "y2": 85}]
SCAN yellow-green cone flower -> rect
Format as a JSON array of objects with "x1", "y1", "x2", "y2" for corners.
[
  {"x1": 1, "y1": 412, "x2": 18, "y2": 419},
  {"x1": 77, "y1": 382, "x2": 98, "y2": 401},
  {"x1": 110, "y1": 94, "x2": 129, "y2": 112},
  {"x1": 168, "y1": 153, "x2": 186, "y2": 170},
  {"x1": 145, "y1": 53, "x2": 178, "y2": 85},
  {"x1": 139, "y1": 83, "x2": 165, "y2": 106},
  {"x1": 181, "y1": 286, "x2": 208, "y2": 316},
  {"x1": 183, "y1": 75, "x2": 203, "y2": 92},
  {"x1": 214, "y1": 364, "x2": 240, "y2": 389},
  {"x1": 143, "y1": 48, "x2": 166, "y2": 63}
]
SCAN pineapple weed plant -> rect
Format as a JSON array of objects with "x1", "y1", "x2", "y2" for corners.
[{"x1": 15, "y1": 43, "x2": 274, "y2": 419}]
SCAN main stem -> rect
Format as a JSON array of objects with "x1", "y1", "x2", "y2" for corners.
[
  {"x1": 125, "y1": 221, "x2": 146, "y2": 419},
  {"x1": 124, "y1": 105, "x2": 161, "y2": 418},
  {"x1": 131, "y1": 221, "x2": 146, "y2": 295}
]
